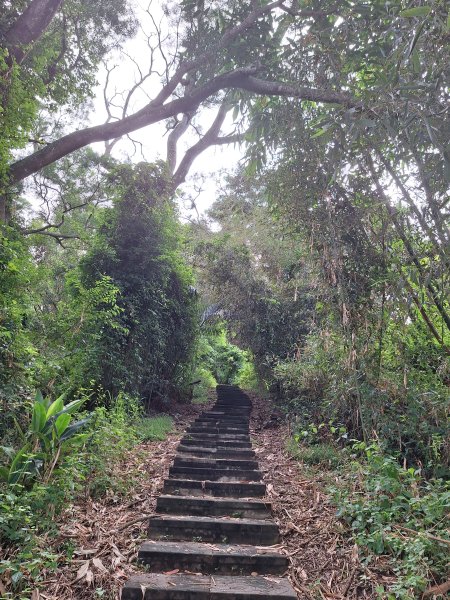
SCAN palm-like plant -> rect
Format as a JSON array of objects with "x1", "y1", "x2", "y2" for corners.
[{"x1": 0, "y1": 391, "x2": 89, "y2": 486}]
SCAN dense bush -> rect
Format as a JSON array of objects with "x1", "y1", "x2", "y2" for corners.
[
  {"x1": 334, "y1": 444, "x2": 449, "y2": 599},
  {"x1": 77, "y1": 163, "x2": 198, "y2": 404}
]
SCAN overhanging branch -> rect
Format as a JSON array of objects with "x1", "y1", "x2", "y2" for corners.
[{"x1": 9, "y1": 68, "x2": 357, "y2": 185}]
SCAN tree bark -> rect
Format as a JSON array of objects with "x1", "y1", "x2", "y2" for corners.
[{"x1": 3, "y1": 0, "x2": 64, "y2": 64}]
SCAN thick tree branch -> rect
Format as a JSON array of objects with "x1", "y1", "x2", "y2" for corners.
[
  {"x1": 167, "y1": 114, "x2": 192, "y2": 175},
  {"x1": 172, "y1": 101, "x2": 232, "y2": 188},
  {"x1": 3, "y1": 0, "x2": 64, "y2": 64},
  {"x1": 9, "y1": 69, "x2": 357, "y2": 185}
]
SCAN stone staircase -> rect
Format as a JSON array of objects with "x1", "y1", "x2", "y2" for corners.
[{"x1": 121, "y1": 385, "x2": 297, "y2": 599}]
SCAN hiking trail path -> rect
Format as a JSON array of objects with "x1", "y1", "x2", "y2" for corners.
[{"x1": 122, "y1": 384, "x2": 297, "y2": 599}]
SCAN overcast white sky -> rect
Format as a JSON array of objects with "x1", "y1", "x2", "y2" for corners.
[{"x1": 89, "y1": 0, "x2": 244, "y2": 219}]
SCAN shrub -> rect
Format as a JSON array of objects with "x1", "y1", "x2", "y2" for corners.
[
  {"x1": 192, "y1": 366, "x2": 217, "y2": 404},
  {"x1": 334, "y1": 444, "x2": 450, "y2": 599},
  {"x1": 0, "y1": 391, "x2": 174, "y2": 596}
]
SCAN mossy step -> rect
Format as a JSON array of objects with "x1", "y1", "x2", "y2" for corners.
[
  {"x1": 163, "y1": 478, "x2": 266, "y2": 498},
  {"x1": 122, "y1": 573, "x2": 296, "y2": 600},
  {"x1": 148, "y1": 514, "x2": 279, "y2": 545},
  {"x1": 137, "y1": 540, "x2": 287, "y2": 574},
  {"x1": 156, "y1": 494, "x2": 271, "y2": 519}
]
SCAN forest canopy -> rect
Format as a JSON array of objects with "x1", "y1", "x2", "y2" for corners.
[{"x1": 0, "y1": 0, "x2": 449, "y2": 598}]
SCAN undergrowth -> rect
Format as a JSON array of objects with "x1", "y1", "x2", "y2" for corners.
[
  {"x1": 289, "y1": 433, "x2": 450, "y2": 600},
  {"x1": 0, "y1": 392, "x2": 173, "y2": 599},
  {"x1": 138, "y1": 415, "x2": 173, "y2": 441}
]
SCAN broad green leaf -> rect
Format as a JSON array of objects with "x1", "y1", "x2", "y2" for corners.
[
  {"x1": 44, "y1": 398, "x2": 86, "y2": 434},
  {"x1": 59, "y1": 418, "x2": 90, "y2": 442},
  {"x1": 55, "y1": 413, "x2": 71, "y2": 437},
  {"x1": 46, "y1": 396, "x2": 64, "y2": 419},
  {"x1": 35, "y1": 389, "x2": 45, "y2": 405},
  {"x1": 311, "y1": 127, "x2": 328, "y2": 138},
  {"x1": 31, "y1": 402, "x2": 47, "y2": 433},
  {"x1": 411, "y1": 49, "x2": 421, "y2": 73},
  {"x1": 8, "y1": 444, "x2": 31, "y2": 484},
  {"x1": 399, "y1": 7, "x2": 431, "y2": 18},
  {"x1": 58, "y1": 398, "x2": 85, "y2": 416}
]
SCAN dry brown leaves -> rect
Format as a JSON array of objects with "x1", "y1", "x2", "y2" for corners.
[
  {"x1": 249, "y1": 393, "x2": 378, "y2": 600},
  {"x1": 31, "y1": 400, "x2": 209, "y2": 600}
]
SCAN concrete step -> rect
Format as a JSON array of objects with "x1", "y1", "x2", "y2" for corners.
[
  {"x1": 163, "y1": 479, "x2": 266, "y2": 498},
  {"x1": 176, "y1": 446, "x2": 256, "y2": 460},
  {"x1": 188, "y1": 425, "x2": 248, "y2": 433},
  {"x1": 217, "y1": 440, "x2": 252, "y2": 449},
  {"x1": 190, "y1": 421, "x2": 248, "y2": 427},
  {"x1": 168, "y1": 466, "x2": 263, "y2": 481},
  {"x1": 195, "y1": 415, "x2": 249, "y2": 422},
  {"x1": 137, "y1": 540, "x2": 287, "y2": 574},
  {"x1": 193, "y1": 413, "x2": 250, "y2": 425},
  {"x1": 197, "y1": 414, "x2": 249, "y2": 422},
  {"x1": 180, "y1": 438, "x2": 252, "y2": 449},
  {"x1": 183, "y1": 432, "x2": 250, "y2": 441},
  {"x1": 180, "y1": 438, "x2": 217, "y2": 448},
  {"x1": 148, "y1": 514, "x2": 279, "y2": 544},
  {"x1": 214, "y1": 407, "x2": 251, "y2": 413},
  {"x1": 173, "y1": 457, "x2": 259, "y2": 470},
  {"x1": 215, "y1": 398, "x2": 252, "y2": 404},
  {"x1": 213, "y1": 402, "x2": 251, "y2": 408},
  {"x1": 156, "y1": 495, "x2": 271, "y2": 519},
  {"x1": 123, "y1": 573, "x2": 296, "y2": 600}
]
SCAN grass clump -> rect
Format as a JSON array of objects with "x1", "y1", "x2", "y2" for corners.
[
  {"x1": 138, "y1": 415, "x2": 173, "y2": 441},
  {"x1": 288, "y1": 440, "x2": 343, "y2": 467}
]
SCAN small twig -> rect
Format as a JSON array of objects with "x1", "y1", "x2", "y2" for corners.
[
  {"x1": 341, "y1": 565, "x2": 358, "y2": 597},
  {"x1": 393, "y1": 525, "x2": 450, "y2": 546},
  {"x1": 115, "y1": 515, "x2": 152, "y2": 533}
]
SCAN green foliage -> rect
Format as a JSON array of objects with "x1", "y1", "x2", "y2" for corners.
[
  {"x1": 334, "y1": 445, "x2": 449, "y2": 599},
  {"x1": 0, "y1": 391, "x2": 173, "y2": 596},
  {"x1": 0, "y1": 226, "x2": 37, "y2": 395},
  {"x1": 0, "y1": 0, "x2": 136, "y2": 183},
  {"x1": 192, "y1": 365, "x2": 217, "y2": 404},
  {"x1": 137, "y1": 415, "x2": 173, "y2": 441},
  {"x1": 77, "y1": 162, "x2": 198, "y2": 402},
  {"x1": 195, "y1": 327, "x2": 248, "y2": 385},
  {"x1": 235, "y1": 357, "x2": 258, "y2": 390},
  {"x1": 288, "y1": 440, "x2": 343, "y2": 468},
  {"x1": 0, "y1": 390, "x2": 88, "y2": 486}
]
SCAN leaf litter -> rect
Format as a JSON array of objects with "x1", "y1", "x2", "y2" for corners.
[
  {"x1": 33, "y1": 400, "x2": 208, "y2": 599},
  {"x1": 248, "y1": 392, "x2": 378, "y2": 599}
]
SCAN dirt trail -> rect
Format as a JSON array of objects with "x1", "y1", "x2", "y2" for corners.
[
  {"x1": 249, "y1": 393, "x2": 375, "y2": 599},
  {"x1": 39, "y1": 394, "x2": 375, "y2": 599}
]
